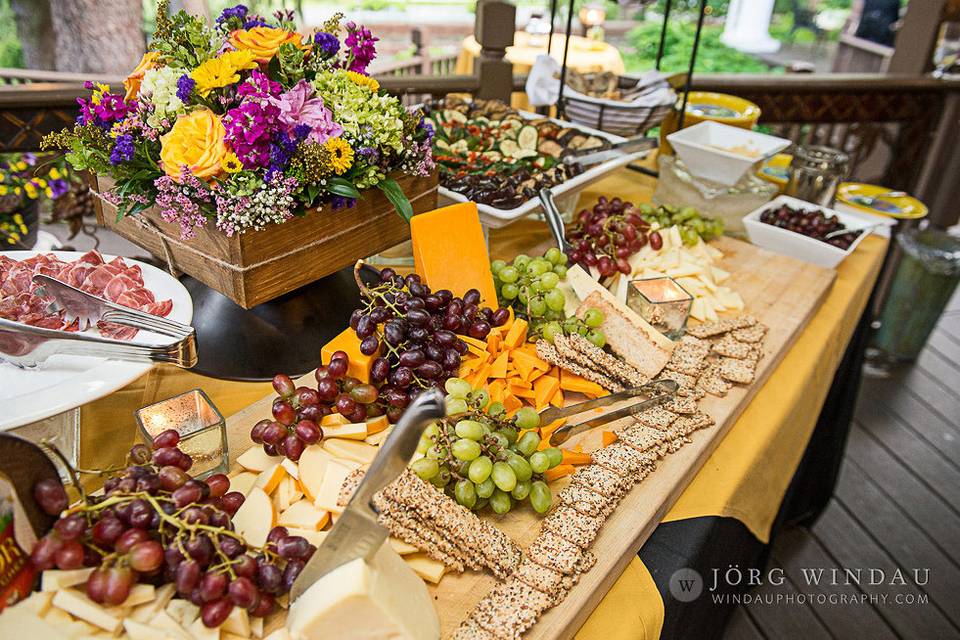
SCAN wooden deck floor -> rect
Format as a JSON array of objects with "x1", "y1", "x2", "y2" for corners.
[{"x1": 723, "y1": 292, "x2": 960, "y2": 640}]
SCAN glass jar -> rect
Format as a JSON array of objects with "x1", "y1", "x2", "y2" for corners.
[{"x1": 786, "y1": 145, "x2": 849, "y2": 207}]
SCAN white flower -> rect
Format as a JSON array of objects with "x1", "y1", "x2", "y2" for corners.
[{"x1": 140, "y1": 66, "x2": 187, "y2": 130}]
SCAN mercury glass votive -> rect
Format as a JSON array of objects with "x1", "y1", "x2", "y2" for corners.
[
  {"x1": 136, "y1": 389, "x2": 227, "y2": 478},
  {"x1": 627, "y1": 277, "x2": 694, "y2": 340}
]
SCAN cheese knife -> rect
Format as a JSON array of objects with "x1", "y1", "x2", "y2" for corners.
[{"x1": 289, "y1": 388, "x2": 446, "y2": 602}]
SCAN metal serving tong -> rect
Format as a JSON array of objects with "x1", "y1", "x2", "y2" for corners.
[
  {"x1": 563, "y1": 136, "x2": 657, "y2": 168},
  {"x1": 543, "y1": 378, "x2": 679, "y2": 446},
  {"x1": 0, "y1": 275, "x2": 197, "y2": 369}
]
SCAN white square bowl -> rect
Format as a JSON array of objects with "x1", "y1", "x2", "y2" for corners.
[
  {"x1": 743, "y1": 195, "x2": 874, "y2": 269},
  {"x1": 666, "y1": 121, "x2": 791, "y2": 186}
]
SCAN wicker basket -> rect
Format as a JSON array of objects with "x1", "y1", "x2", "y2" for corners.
[{"x1": 559, "y1": 76, "x2": 676, "y2": 138}]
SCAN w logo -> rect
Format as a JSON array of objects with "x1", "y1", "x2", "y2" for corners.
[{"x1": 669, "y1": 568, "x2": 704, "y2": 602}]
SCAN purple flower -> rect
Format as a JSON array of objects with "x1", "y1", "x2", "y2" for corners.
[
  {"x1": 176, "y1": 75, "x2": 195, "y2": 103},
  {"x1": 243, "y1": 17, "x2": 269, "y2": 29},
  {"x1": 331, "y1": 195, "x2": 356, "y2": 209},
  {"x1": 267, "y1": 79, "x2": 343, "y2": 144},
  {"x1": 48, "y1": 179, "x2": 70, "y2": 199},
  {"x1": 217, "y1": 4, "x2": 248, "y2": 24},
  {"x1": 344, "y1": 22, "x2": 378, "y2": 74},
  {"x1": 314, "y1": 31, "x2": 340, "y2": 57},
  {"x1": 237, "y1": 69, "x2": 282, "y2": 100},
  {"x1": 109, "y1": 134, "x2": 135, "y2": 165},
  {"x1": 154, "y1": 169, "x2": 213, "y2": 239},
  {"x1": 77, "y1": 83, "x2": 132, "y2": 128}
]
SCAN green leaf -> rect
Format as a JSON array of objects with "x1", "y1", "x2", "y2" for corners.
[
  {"x1": 327, "y1": 177, "x2": 361, "y2": 199},
  {"x1": 378, "y1": 178, "x2": 414, "y2": 223}
]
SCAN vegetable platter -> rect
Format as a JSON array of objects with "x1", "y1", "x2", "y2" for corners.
[{"x1": 427, "y1": 99, "x2": 651, "y2": 229}]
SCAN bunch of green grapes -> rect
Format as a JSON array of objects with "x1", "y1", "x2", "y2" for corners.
[
  {"x1": 411, "y1": 377, "x2": 563, "y2": 515},
  {"x1": 491, "y1": 248, "x2": 606, "y2": 348},
  {"x1": 636, "y1": 203, "x2": 724, "y2": 245}
]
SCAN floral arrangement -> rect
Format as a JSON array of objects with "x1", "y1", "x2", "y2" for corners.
[
  {"x1": 0, "y1": 153, "x2": 71, "y2": 246},
  {"x1": 42, "y1": 3, "x2": 434, "y2": 239}
]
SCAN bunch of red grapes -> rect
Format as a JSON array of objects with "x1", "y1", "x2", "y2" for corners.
[
  {"x1": 349, "y1": 268, "x2": 510, "y2": 406},
  {"x1": 759, "y1": 203, "x2": 860, "y2": 249},
  {"x1": 566, "y1": 197, "x2": 659, "y2": 278},
  {"x1": 250, "y1": 351, "x2": 383, "y2": 461},
  {"x1": 31, "y1": 431, "x2": 313, "y2": 628}
]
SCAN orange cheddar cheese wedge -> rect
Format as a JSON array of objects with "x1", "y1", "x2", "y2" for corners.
[
  {"x1": 549, "y1": 387, "x2": 564, "y2": 408},
  {"x1": 489, "y1": 351, "x2": 509, "y2": 378},
  {"x1": 410, "y1": 202, "x2": 498, "y2": 306},
  {"x1": 533, "y1": 376, "x2": 560, "y2": 411},
  {"x1": 503, "y1": 318, "x2": 528, "y2": 349},
  {"x1": 502, "y1": 393, "x2": 522, "y2": 413},
  {"x1": 544, "y1": 464, "x2": 576, "y2": 482},
  {"x1": 561, "y1": 450, "x2": 593, "y2": 465},
  {"x1": 602, "y1": 431, "x2": 618, "y2": 447},
  {"x1": 321, "y1": 327, "x2": 374, "y2": 383},
  {"x1": 559, "y1": 370, "x2": 607, "y2": 396}
]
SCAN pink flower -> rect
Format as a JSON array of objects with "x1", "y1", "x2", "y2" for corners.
[{"x1": 268, "y1": 80, "x2": 342, "y2": 144}]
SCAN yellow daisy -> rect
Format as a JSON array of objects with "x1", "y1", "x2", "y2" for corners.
[
  {"x1": 345, "y1": 71, "x2": 380, "y2": 93},
  {"x1": 191, "y1": 50, "x2": 259, "y2": 97},
  {"x1": 324, "y1": 138, "x2": 354, "y2": 175},
  {"x1": 221, "y1": 151, "x2": 243, "y2": 174}
]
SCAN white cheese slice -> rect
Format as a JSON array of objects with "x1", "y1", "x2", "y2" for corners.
[
  {"x1": 52, "y1": 589, "x2": 121, "y2": 633},
  {"x1": 321, "y1": 438, "x2": 378, "y2": 465},
  {"x1": 312, "y1": 459, "x2": 357, "y2": 514},
  {"x1": 284, "y1": 528, "x2": 328, "y2": 547},
  {"x1": 188, "y1": 615, "x2": 220, "y2": 640},
  {"x1": 150, "y1": 610, "x2": 191, "y2": 640},
  {"x1": 166, "y1": 598, "x2": 199, "y2": 626},
  {"x1": 403, "y1": 553, "x2": 446, "y2": 584},
  {"x1": 321, "y1": 422, "x2": 368, "y2": 441},
  {"x1": 0, "y1": 606, "x2": 71, "y2": 639},
  {"x1": 237, "y1": 447, "x2": 283, "y2": 473},
  {"x1": 123, "y1": 618, "x2": 168, "y2": 640},
  {"x1": 364, "y1": 426, "x2": 393, "y2": 446},
  {"x1": 221, "y1": 606, "x2": 250, "y2": 637},
  {"x1": 280, "y1": 457, "x2": 300, "y2": 479},
  {"x1": 388, "y1": 537, "x2": 420, "y2": 555},
  {"x1": 20, "y1": 590, "x2": 55, "y2": 616},
  {"x1": 232, "y1": 486, "x2": 276, "y2": 547},
  {"x1": 229, "y1": 471, "x2": 258, "y2": 497},
  {"x1": 130, "y1": 583, "x2": 175, "y2": 623},
  {"x1": 286, "y1": 543, "x2": 439, "y2": 640},
  {"x1": 41, "y1": 567, "x2": 95, "y2": 592},
  {"x1": 298, "y1": 445, "x2": 334, "y2": 501},
  {"x1": 278, "y1": 499, "x2": 329, "y2": 531}
]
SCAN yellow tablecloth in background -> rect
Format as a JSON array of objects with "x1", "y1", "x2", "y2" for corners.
[
  {"x1": 457, "y1": 32, "x2": 625, "y2": 110},
  {"x1": 75, "y1": 168, "x2": 886, "y2": 639}
]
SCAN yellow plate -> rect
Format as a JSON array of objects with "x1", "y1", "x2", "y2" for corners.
[
  {"x1": 836, "y1": 183, "x2": 928, "y2": 220},
  {"x1": 757, "y1": 153, "x2": 792, "y2": 189}
]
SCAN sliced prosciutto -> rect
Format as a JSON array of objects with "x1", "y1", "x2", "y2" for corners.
[{"x1": 0, "y1": 250, "x2": 173, "y2": 340}]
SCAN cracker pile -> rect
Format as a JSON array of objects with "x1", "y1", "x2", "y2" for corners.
[
  {"x1": 535, "y1": 333, "x2": 649, "y2": 394},
  {"x1": 662, "y1": 315, "x2": 768, "y2": 398},
  {"x1": 337, "y1": 469, "x2": 522, "y2": 578},
  {"x1": 451, "y1": 411, "x2": 717, "y2": 640}
]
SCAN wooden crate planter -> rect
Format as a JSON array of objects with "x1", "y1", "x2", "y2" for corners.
[{"x1": 94, "y1": 172, "x2": 438, "y2": 309}]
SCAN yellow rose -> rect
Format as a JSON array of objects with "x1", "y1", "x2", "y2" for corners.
[
  {"x1": 159, "y1": 108, "x2": 228, "y2": 180},
  {"x1": 228, "y1": 27, "x2": 308, "y2": 63},
  {"x1": 124, "y1": 51, "x2": 161, "y2": 102}
]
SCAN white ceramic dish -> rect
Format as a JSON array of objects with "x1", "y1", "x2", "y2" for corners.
[
  {"x1": 667, "y1": 121, "x2": 790, "y2": 186},
  {"x1": 437, "y1": 113, "x2": 649, "y2": 229},
  {"x1": 1, "y1": 251, "x2": 193, "y2": 431},
  {"x1": 743, "y1": 195, "x2": 875, "y2": 269}
]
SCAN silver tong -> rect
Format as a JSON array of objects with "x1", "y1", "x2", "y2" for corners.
[
  {"x1": 543, "y1": 379, "x2": 679, "y2": 446},
  {"x1": 563, "y1": 136, "x2": 657, "y2": 168},
  {"x1": 0, "y1": 275, "x2": 197, "y2": 369}
]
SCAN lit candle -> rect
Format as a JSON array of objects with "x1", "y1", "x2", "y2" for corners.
[
  {"x1": 627, "y1": 277, "x2": 694, "y2": 340},
  {"x1": 135, "y1": 389, "x2": 228, "y2": 478}
]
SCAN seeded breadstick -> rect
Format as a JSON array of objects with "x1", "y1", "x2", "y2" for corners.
[
  {"x1": 527, "y1": 531, "x2": 586, "y2": 575},
  {"x1": 558, "y1": 483, "x2": 617, "y2": 518},
  {"x1": 536, "y1": 340, "x2": 624, "y2": 392},
  {"x1": 452, "y1": 618, "x2": 496, "y2": 640},
  {"x1": 570, "y1": 464, "x2": 634, "y2": 498}
]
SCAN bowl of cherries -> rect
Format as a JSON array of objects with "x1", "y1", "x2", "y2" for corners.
[{"x1": 744, "y1": 195, "x2": 874, "y2": 268}]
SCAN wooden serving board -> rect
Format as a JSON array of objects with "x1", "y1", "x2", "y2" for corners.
[{"x1": 222, "y1": 236, "x2": 836, "y2": 639}]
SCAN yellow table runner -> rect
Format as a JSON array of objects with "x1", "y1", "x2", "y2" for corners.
[{"x1": 74, "y1": 168, "x2": 886, "y2": 639}]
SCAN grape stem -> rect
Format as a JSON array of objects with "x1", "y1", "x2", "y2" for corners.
[{"x1": 40, "y1": 439, "x2": 87, "y2": 503}]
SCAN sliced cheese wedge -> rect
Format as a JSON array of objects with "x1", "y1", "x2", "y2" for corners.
[
  {"x1": 322, "y1": 438, "x2": 378, "y2": 464},
  {"x1": 221, "y1": 606, "x2": 250, "y2": 637},
  {"x1": 254, "y1": 463, "x2": 286, "y2": 495},
  {"x1": 403, "y1": 552, "x2": 447, "y2": 584},
  {"x1": 388, "y1": 537, "x2": 420, "y2": 556},
  {"x1": 278, "y1": 499, "x2": 329, "y2": 531},
  {"x1": 232, "y1": 486, "x2": 275, "y2": 547},
  {"x1": 41, "y1": 567, "x2": 95, "y2": 592},
  {"x1": 322, "y1": 422, "x2": 368, "y2": 441},
  {"x1": 298, "y1": 445, "x2": 333, "y2": 502},
  {"x1": 123, "y1": 618, "x2": 169, "y2": 640},
  {"x1": 228, "y1": 471, "x2": 258, "y2": 497},
  {"x1": 286, "y1": 543, "x2": 439, "y2": 640},
  {"x1": 237, "y1": 447, "x2": 283, "y2": 473},
  {"x1": 52, "y1": 589, "x2": 122, "y2": 633},
  {"x1": 0, "y1": 606, "x2": 71, "y2": 639},
  {"x1": 312, "y1": 460, "x2": 356, "y2": 514},
  {"x1": 188, "y1": 615, "x2": 220, "y2": 640},
  {"x1": 364, "y1": 426, "x2": 393, "y2": 446}
]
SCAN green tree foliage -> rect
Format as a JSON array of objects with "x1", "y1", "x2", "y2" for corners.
[
  {"x1": 623, "y1": 20, "x2": 778, "y2": 74},
  {"x1": 0, "y1": 0, "x2": 24, "y2": 68}
]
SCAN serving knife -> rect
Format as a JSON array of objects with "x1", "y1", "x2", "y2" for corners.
[
  {"x1": 544, "y1": 379, "x2": 679, "y2": 446},
  {"x1": 289, "y1": 388, "x2": 446, "y2": 602},
  {"x1": 563, "y1": 136, "x2": 658, "y2": 168}
]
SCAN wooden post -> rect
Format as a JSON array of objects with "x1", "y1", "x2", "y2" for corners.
[
  {"x1": 888, "y1": 0, "x2": 947, "y2": 73},
  {"x1": 474, "y1": 0, "x2": 516, "y2": 102}
]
